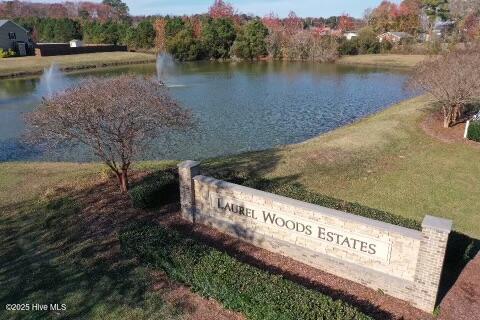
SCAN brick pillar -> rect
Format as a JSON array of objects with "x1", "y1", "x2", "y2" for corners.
[
  {"x1": 413, "y1": 215, "x2": 452, "y2": 312},
  {"x1": 178, "y1": 160, "x2": 201, "y2": 222}
]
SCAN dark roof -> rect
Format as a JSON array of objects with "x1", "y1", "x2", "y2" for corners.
[{"x1": 0, "y1": 20, "x2": 28, "y2": 32}]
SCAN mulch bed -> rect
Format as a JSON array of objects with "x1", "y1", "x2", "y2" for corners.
[
  {"x1": 439, "y1": 253, "x2": 480, "y2": 320},
  {"x1": 421, "y1": 112, "x2": 480, "y2": 149},
  {"x1": 156, "y1": 212, "x2": 434, "y2": 320},
  {"x1": 150, "y1": 270, "x2": 245, "y2": 320}
]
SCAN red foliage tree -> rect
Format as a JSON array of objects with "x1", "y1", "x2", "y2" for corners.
[
  {"x1": 338, "y1": 13, "x2": 355, "y2": 31},
  {"x1": 0, "y1": 0, "x2": 126, "y2": 21},
  {"x1": 398, "y1": 0, "x2": 422, "y2": 34},
  {"x1": 48, "y1": 3, "x2": 69, "y2": 19},
  {"x1": 284, "y1": 11, "x2": 303, "y2": 36},
  {"x1": 154, "y1": 18, "x2": 167, "y2": 52},
  {"x1": 191, "y1": 17, "x2": 203, "y2": 39},
  {"x1": 208, "y1": 0, "x2": 235, "y2": 19},
  {"x1": 464, "y1": 13, "x2": 480, "y2": 40},
  {"x1": 369, "y1": 1, "x2": 397, "y2": 32},
  {"x1": 369, "y1": 0, "x2": 420, "y2": 33},
  {"x1": 262, "y1": 12, "x2": 282, "y2": 31}
]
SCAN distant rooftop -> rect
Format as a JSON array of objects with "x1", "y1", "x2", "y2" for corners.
[
  {"x1": 380, "y1": 32, "x2": 412, "y2": 37},
  {"x1": 0, "y1": 19, "x2": 28, "y2": 32}
]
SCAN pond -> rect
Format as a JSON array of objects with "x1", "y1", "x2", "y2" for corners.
[{"x1": 0, "y1": 61, "x2": 414, "y2": 162}]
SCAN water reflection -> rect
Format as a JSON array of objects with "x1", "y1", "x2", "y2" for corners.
[{"x1": 0, "y1": 61, "x2": 414, "y2": 162}]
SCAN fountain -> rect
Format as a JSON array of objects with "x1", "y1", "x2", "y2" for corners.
[
  {"x1": 156, "y1": 53, "x2": 174, "y2": 82},
  {"x1": 156, "y1": 53, "x2": 184, "y2": 87},
  {"x1": 37, "y1": 64, "x2": 69, "y2": 97}
]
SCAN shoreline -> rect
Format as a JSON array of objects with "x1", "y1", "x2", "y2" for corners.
[
  {"x1": 0, "y1": 58, "x2": 156, "y2": 79},
  {"x1": 0, "y1": 51, "x2": 157, "y2": 79},
  {"x1": 336, "y1": 54, "x2": 427, "y2": 69},
  {"x1": 0, "y1": 53, "x2": 425, "y2": 79}
]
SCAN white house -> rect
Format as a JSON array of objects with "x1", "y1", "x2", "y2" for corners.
[
  {"x1": 377, "y1": 32, "x2": 413, "y2": 43},
  {"x1": 344, "y1": 31, "x2": 358, "y2": 40},
  {"x1": 433, "y1": 20, "x2": 455, "y2": 38}
]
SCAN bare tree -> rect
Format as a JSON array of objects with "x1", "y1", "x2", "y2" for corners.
[
  {"x1": 449, "y1": 0, "x2": 480, "y2": 18},
  {"x1": 25, "y1": 75, "x2": 192, "y2": 192},
  {"x1": 409, "y1": 46, "x2": 480, "y2": 128},
  {"x1": 281, "y1": 31, "x2": 338, "y2": 62},
  {"x1": 309, "y1": 35, "x2": 339, "y2": 63}
]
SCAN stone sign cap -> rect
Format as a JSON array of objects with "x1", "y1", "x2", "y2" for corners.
[
  {"x1": 178, "y1": 160, "x2": 201, "y2": 169},
  {"x1": 422, "y1": 215, "x2": 453, "y2": 233}
]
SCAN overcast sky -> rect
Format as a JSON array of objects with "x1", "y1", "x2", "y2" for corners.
[{"x1": 33, "y1": 0, "x2": 401, "y2": 18}]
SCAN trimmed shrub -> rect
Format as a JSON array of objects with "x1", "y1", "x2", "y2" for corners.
[
  {"x1": 120, "y1": 225, "x2": 372, "y2": 320},
  {"x1": 0, "y1": 48, "x2": 17, "y2": 58},
  {"x1": 129, "y1": 170, "x2": 178, "y2": 209},
  {"x1": 467, "y1": 121, "x2": 480, "y2": 142},
  {"x1": 260, "y1": 182, "x2": 421, "y2": 230},
  {"x1": 214, "y1": 173, "x2": 421, "y2": 230},
  {"x1": 338, "y1": 38, "x2": 359, "y2": 55}
]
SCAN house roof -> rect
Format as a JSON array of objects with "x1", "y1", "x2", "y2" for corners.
[
  {"x1": 0, "y1": 20, "x2": 28, "y2": 32},
  {"x1": 435, "y1": 20, "x2": 455, "y2": 27},
  {"x1": 379, "y1": 31, "x2": 412, "y2": 38},
  {"x1": 389, "y1": 32, "x2": 412, "y2": 37}
]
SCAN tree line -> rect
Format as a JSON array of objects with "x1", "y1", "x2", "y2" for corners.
[
  {"x1": 14, "y1": 16, "x2": 155, "y2": 49},
  {"x1": 5, "y1": 0, "x2": 480, "y2": 58},
  {"x1": 365, "y1": 0, "x2": 479, "y2": 42},
  {"x1": 0, "y1": 0, "x2": 129, "y2": 21},
  {"x1": 154, "y1": 12, "x2": 339, "y2": 62}
]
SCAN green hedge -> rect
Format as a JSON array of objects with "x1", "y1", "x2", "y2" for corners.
[
  {"x1": 467, "y1": 121, "x2": 480, "y2": 142},
  {"x1": 225, "y1": 176, "x2": 421, "y2": 230},
  {"x1": 120, "y1": 226, "x2": 372, "y2": 320},
  {"x1": 0, "y1": 48, "x2": 17, "y2": 58},
  {"x1": 129, "y1": 170, "x2": 178, "y2": 209}
]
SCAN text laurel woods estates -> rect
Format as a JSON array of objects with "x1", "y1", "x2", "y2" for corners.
[{"x1": 214, "y1": 196, "x2": 391, "y2": 262}]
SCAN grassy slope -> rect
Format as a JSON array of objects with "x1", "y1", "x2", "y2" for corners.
[
  {"x1": 0, "y1": 161, "x2": 189, "y2": 319},
  {"x1": 0, "y1": 52, "x2": 156, "y2": 77},
  {"x1": 1, "y1": 96, "x2": 478, "y2": 238},
  {"x1": 0, "y1": 161, "x2": 175, "y2": 209},
  {"x1": 337, "y1": 54, "x2": 427, "y2": 68},
  {"x1": 206, "y1": 96, "x2": 480, "y2": 238},
  {"x1": 0, "y1": 162, "x2": 101, "y2": 208}
]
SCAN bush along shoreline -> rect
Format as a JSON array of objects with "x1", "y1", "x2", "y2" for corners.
[
  {"x1": 467, "y1": 120, "x2": 480, "y2": 142},
  {"x1": 120, "y1": 224, "x2": 372, "y2": 320}
]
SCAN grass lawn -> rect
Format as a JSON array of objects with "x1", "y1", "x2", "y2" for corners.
[
  {"x1": 0, "y1": 161, "x2": 206, "y2": 319},
  {"x1": 0, "y1": 52, "x2": 156, "y2": 77},
  {"x1": 337, "y1": 54, "x2": 427, "y2": 69}
]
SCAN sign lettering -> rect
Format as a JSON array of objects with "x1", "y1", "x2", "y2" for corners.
[{"x1": 211, "y1": 195, "x2": 392, "y2": 263}]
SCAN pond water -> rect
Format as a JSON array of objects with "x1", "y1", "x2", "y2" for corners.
[{"x1": 0, "y1": 61, "x2": 414, "y2": 162}]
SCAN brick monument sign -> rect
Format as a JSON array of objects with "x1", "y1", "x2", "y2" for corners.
[{"x1": 178, "y1": 161, "x2": 452, "y2": 313}]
